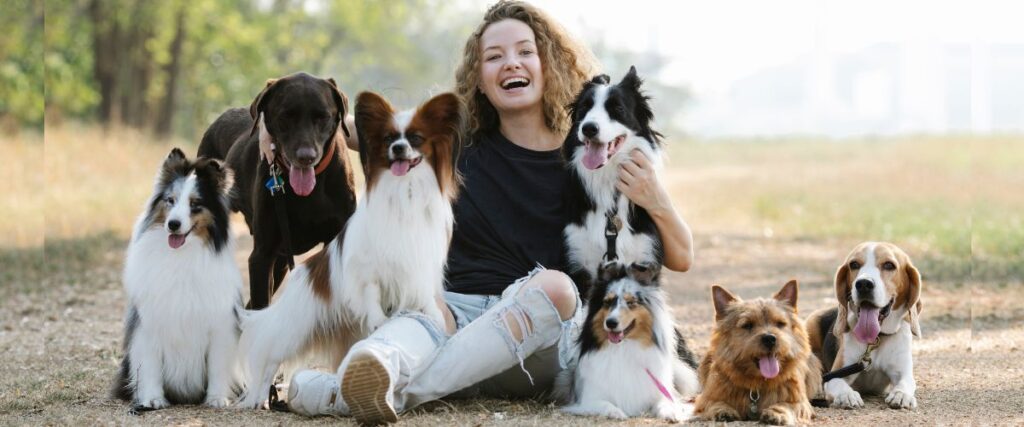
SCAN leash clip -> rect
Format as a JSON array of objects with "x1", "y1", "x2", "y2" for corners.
[
  {"x1": 749, "y1": 388, "x2": 760, "y2": 415},
  {"x1": 265, "y1": 163, "x2": 286, "y2": 196}
]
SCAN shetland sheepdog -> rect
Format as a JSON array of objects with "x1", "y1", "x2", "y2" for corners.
[
  {"x1": 235, "y1": 92, "x2": 461, "y2": 408},
  {"x1": 112, "y1": 148, "x2": 244, "y2": 410},
  {"x1": 561, "y1": 261, "x2": 699, "y2": 421},
  {"x1": 563, "y1": 66, "x2": 665, "y2": 295}
]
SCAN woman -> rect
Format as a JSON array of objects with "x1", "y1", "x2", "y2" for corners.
[{"x1": 286, "y1": 1, "x2": 694, "y2": 424}]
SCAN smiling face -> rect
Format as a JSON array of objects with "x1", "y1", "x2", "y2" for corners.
[
  {"x1": 834, "y1": 241, "x2": 923, "y2": 342},
  {"x1": 145, "y1": 148, "x2": 232, "y2": 252},
  {"x1": 478, "y1": 19, "x2": 544, "y2": 118}
]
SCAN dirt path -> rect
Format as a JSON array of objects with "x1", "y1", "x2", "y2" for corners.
[{"x1": 1, "y1": 231, "x2": 1022, "y2": 426}]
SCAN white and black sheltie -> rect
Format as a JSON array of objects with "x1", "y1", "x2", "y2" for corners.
[{"x1": 112, "y1": 148, "x2": 244, "y2": 410}]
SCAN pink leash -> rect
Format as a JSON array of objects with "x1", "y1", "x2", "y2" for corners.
[{"x1": 645, "y1": 368, "x2": 674, "y2": 402}]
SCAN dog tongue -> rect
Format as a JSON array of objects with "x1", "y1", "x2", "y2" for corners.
[
  {"x1": 758, "y1": 356, "x2": 780, "y2": 379},
  {"x1": 854, "y1": 307, "x2": 882, "y2": 343},
  {"x1": 168, "y1": 234, "x2": 186, "y2": 249},
  {"x1": 582, "y1": 142, "x2": 608, "y2": 170},
  {"x1": 289, "y1": 165, "x2": 316, "y2": 196},
  {"x1": 608, "y1": 331, "x2": 624, "y2": 344},
  {"x1": 390, "y1": 160, "x2": 411, "y2": 176}
]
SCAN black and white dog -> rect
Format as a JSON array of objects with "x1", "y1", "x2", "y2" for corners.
[
  {"x1": 563, "y1": 66, "x2": 665, "y2": 296},
  {"x1": 112, "y1": 149, "x2": 244, "y2": 410}
]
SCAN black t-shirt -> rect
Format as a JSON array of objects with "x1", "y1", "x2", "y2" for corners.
[{"x1": 444, "y1": 129, "x2": 569, "y2": 295}]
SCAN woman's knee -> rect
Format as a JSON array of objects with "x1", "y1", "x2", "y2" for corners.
[{"x1": 530, "y1": 270, "x2": 578, "y2": 321}]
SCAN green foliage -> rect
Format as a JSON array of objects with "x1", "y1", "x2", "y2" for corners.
[{"x1": 0, "y1": 0, "x2": 44, "y2": 129}]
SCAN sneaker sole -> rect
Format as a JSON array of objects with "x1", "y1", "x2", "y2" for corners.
[{"x1": 342, "y1": 354, "x2": 397, "y2": 425}]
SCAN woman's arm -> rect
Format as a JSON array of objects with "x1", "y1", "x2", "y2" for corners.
[
  {"x1": 343, "y1": 114, "x2": 359, "y2": 151},
  {"x1": 616, "y1": 149, "x2": 694, "y2": 272}
]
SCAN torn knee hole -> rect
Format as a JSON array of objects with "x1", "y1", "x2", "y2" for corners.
[{"x1": 500, "y1": 304, "x2": 534, "y2": 343}]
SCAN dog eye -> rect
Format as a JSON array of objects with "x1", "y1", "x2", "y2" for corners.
[
  {"x1": 626, "y1": 300, "x2": 637, "y2": 308},
  {"x1": 849, "y1": 260, "x2": 861, "y2": 270},
  {"x1": 882, "y1": 261, "x2": 896, "y2": 271},
  {"x1": 407, "y1": 134, "x2": 424, "y2": 146},
  {"x1": 741, "y1": 323, "x2": 753, "y2": 331},
  {"x1": 190, "y1": 200, "x2": 201, "y2": 214},
  {"x1": 776, "y1": 321, "x2": 787, "y2": 328},
  {"x1": 165, "y1": 196, "x2": 175, "y2": 205}
]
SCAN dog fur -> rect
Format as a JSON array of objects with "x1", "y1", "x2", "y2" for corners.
[
  {"x1": 806, "y1": 241, "x2": 923, "y2": 409},
  {"x1": 197, "y1": 72, "x2": 357, "y2": 309},
  {"x1": 695, "y1": 281, "x2": 821, "y2": 425},
  {"x1": 112, "y1": 148, "x2": 244, "y2": 410},
  {"x1": 234, "y1": 92, "x2": 460, "y2": 409}
]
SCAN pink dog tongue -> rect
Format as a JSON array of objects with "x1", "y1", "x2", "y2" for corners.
[
  {"x1": 390, "y1": 160, "x2": 411, "y2": 176},
  {"x1": 758, "y1": 356, "x2": 780, "y2": 379},
  {"x1": 854, "y1": 307, "x2": 882, "y2": 343},
  {"x1": 582, "y1": 142, "x2": 608, "y2": 169},
  {"x1": 289, "y1": 166, "x2": 316, "y2": 196},
  {"x1": 168, "y1": 234, "x2": 186, "y2": 249},
  {"x1": 608, "y1": 331, "x2": 624, "y2": 344}
]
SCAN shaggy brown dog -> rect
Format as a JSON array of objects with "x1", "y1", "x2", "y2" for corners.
[{"x1": 695, "y1": 280, "x2": 822, "y2": 425}]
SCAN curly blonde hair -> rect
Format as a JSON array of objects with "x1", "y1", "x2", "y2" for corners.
[{"x1": 454, "y1": 1, "x2": 597, "y2": 137}]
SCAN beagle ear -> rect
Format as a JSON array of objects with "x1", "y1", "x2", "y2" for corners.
[
  {"x1": 902, "y1": 260, "x2": 923, "y2": 338},
  {"x1": 833, "y1": 262, "x2": 852, "y2": 337},
  {"x1": 711, "y1": 285, "x2": 737, "y2": 321}
]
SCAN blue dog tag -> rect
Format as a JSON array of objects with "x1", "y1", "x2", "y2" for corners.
[{"x1": 265, "y1": 164, "x2": 286, "y2": 195}]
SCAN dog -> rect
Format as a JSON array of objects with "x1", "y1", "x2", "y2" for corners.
[
  {"x1": 695, "y1": 280, "x2": 821, "y2": 425},
  {"x1": 563, "y1": 66, "x2": 664, "y2": 297},
  {"x1": 234, "y1": 92, "x2": 460, "y2": 409},
  {"x1": 197, "y1": 72, "x2": 357, "y2": 309},
  {"x1": 560, "y1": 261, "x2": 699, "y2": 422},
  {"x1": 805, "y1": 241, "x2": 923, "y2": 409},
  {"x1": 112, "y1": 148, "x2": 244, "y2": 410}
]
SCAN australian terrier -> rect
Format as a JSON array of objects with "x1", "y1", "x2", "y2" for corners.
[{"x1": 695, "y1": 280, "x2": 821, "y2": 425}]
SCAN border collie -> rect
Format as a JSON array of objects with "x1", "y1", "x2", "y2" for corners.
[
  {"x1": 561, "y1": 261, "x2": 699, "y2": 421},
  {"x1": 112, "y1": 148, "x2": 244, "y2": 410},
  {"x1": 563, "y1": 66, "x2": 664, "y2": 296},
  {"x1": 235, "y1": 92, "x2": 460, "y2": 408}
]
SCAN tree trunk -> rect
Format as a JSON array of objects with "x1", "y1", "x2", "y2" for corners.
[
  {"x1": 154, "y1": 4, "x2": 186, "y2": 137},
  {"x1": 89, "y1": 0, "x2": 118, "y2": 125}
]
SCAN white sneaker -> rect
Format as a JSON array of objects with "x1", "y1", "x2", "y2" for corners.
[
  {"x1": 342, "y1": 349, "x2": 398, "y2": 425},
  {"x1": 287, "y1": 370, "x2": 349, "y2": 416}
]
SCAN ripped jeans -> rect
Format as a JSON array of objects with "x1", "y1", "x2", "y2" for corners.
[{"x1": 392, "y1": 266, "x2": 584, "y2": 410}]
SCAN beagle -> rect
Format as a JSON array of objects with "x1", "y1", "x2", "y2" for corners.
[{"x1": 806, "y1": 242, "x2": 923, "y2": 409}]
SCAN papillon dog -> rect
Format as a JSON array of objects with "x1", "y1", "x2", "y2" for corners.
[
  {"x1": 560, "y1": 261, "x2": 699, "y2": 421},
  {"x1": 112, "y1": 148, "x2": 244, "y2": 410},
  {"x1": 235, "y1": 92, "x2": 461, "y2": 408}
]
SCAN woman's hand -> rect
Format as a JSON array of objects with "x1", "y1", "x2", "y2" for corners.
[
  {"x1": 616, "y1": 149, "x2": 671, "y2": 215},
  {"x1": 617, "y1": 149, "x2": 694, "y2": 272}
]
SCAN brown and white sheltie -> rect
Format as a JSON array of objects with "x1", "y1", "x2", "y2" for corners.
[{"x1": 235, "y1": 92, "x2": 461, "y2": 408}]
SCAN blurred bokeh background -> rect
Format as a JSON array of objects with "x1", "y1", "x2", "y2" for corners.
[{"x1": 2, "y1": 1, "x2": 1023, "y2": 423}]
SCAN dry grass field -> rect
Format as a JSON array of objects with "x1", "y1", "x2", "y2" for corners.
[{"x1": 1, "y1": 126, "x2": 1022, "y2": 425}]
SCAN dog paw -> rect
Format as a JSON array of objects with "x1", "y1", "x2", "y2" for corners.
[
  {"x1": 760, "y1": 406, "x2": 797, "y2": 426},
  {"x1": 233, "y1": 393, "x2": 267, "y2": 410},
  {"x1": 831, "y1": 389, "x2": 864, "y2": 409},
  {"x1": 886, "y1": 388, "x2": 917, "y2": 409},
  {"x1": 654, "y1": 402, "x2": 683, "y2": 423},
  {"x1": 205, "y1": 396, "x2": 232, "y2": 408},
  {"x1": 707, "y1": 406, "x2": 740, "y2": 422},
  {"x1": 137, "y1": 396, "x2": 170, "y2": 410}
]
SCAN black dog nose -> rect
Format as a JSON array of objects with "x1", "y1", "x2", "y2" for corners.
[
  {"x1": 168, "y1": 220, "x2": 181, "y2": 232},
  {"x1": 581, "y1": 122, "x2": 599, "y2": 138},
  {"x1": 761, "y1": 334, "x2": 777, "y2": 349},
  {"x1": 855, "y1": 279, "x2": 874, "y2": 293},
  {"x1": 391, "y1": 144, "x2": 407, "y2": 157},
  {"x1": 605, "y1": 318, "x2": 619, "y2": 330},
  {"x1": 295, "y1": 147, "x2": 317, "y2": 166}
]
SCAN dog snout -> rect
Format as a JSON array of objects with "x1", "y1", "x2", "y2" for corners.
[
  {"x1": 605, "y1": 318, "x2": 619, "y2": 330},
  {"x1": 761, "y1": 334, "x2": 777, "y2": 349},
  {"x1": 295, "y1": 146, "x2": 318, "y2": 166},
  {"x1": 168, "y1": 219, "x2": 181, "y2": 232},
  {"x1": 581, "y1": 122, "x2": 599, "y2": 139},
  {"x1": 855, "y1": 278, "x2": 874, "y2": 294},
  {"x1": 391, "y1": 143, "x2": 408, "y2": 158}
]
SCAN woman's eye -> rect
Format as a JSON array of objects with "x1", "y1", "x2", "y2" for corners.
[
  {"x1": 520, "y1": 49, "x2": 533, "y2": 56},
  {"x1": 486, "y1": 54, "x2": 500, "y2": 61}
]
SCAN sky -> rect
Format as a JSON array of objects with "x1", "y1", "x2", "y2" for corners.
[{"x1": 466, "y1": 0, "x2": 1024, "y2": 136}]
